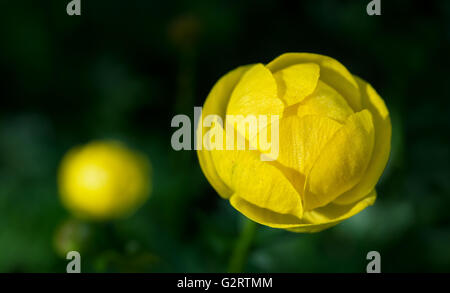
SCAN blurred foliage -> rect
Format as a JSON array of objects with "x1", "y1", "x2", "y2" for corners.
[{"x1": 0, "y1": 0, "x2": 449, "y2": 272}]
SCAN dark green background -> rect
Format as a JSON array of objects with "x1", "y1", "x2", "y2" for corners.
[{"x1": 0, "y1": 0, "x2": 449, "y2": 272}]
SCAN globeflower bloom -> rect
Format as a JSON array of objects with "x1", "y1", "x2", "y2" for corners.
[
  {"x1": 197, "y1": 53, "x2": 391, "y2": 232},
  {"x1": 58, "y1": 141, "x2": 151, "y2": 220}
]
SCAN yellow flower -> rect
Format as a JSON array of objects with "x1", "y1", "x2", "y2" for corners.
[
  {"x1": 197, "y1": 53, "x2": 391, "y2": 232},
  {"x1": 58, "y1": 141, "x2": 151, "y2": 220}
]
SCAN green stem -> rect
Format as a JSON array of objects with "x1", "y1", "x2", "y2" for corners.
[{"x1": 228, "y1": 219, "x2": 258, "y2": 273}]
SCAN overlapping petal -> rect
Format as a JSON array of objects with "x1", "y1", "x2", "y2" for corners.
[
  {"x1": 288, "y1": 190, "x2": 377, "y2": 233},
  {"x1": 267, "y1": 53, "x2": 362, "y2": 111},
  {"x1": 277, "y1": 115, "x2": 342, "y2": 180},
  {"x1": 296, "y1": 81, "x2": 354, "y2": 123},
  {"x1": 333, "y1": 77, "x2": 391, "y2": 205},
  {"x1": 229, "y1": 150, "x2": 303, "y2": 218},
  {"x1": 273, "y1": 63, "x2": 320, "y2": 106},
  {"x1": 303, "y1": 110, "x2": 375, "y2": 210},
  {"x1": 197, "y1": 65, "x2": 252, "y2": 199},
  {"x1": 227, "y1": 64, "x2": 284, "y2": 122}
]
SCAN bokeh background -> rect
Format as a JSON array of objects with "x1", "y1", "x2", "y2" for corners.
[{"x1": 0, "y1": 0, "x2": 449, "y2": 272}]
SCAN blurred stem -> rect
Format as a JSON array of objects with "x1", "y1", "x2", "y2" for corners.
[{"x1": 228, "y1": 219, "x2": 258, "y2": 273}]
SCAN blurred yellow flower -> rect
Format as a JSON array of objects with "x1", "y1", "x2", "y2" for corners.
[
  {"x1": 58, "y1": 141, "x2": 151, "y2": 220},
  {"x1": 197, "y1": 53, "x2": 391, "y2": 232}
]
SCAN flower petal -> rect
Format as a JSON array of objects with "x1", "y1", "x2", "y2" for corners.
[
  {"x1": 273, "y1": 63, "x2": 320, "y2": 106},
  {"x1": 230, "y1": 150, "x2": 303, "y2": 218},
  {"x1": 333, "y1": 76, "x2": 391, "y2": 205},
  {"x1": 303, "y1": 110, "x2": 375, "y2": 210},
  {"x1": 230, "y1": 194, "x2": 305, "y2": 229},
  {"x1": 226, "y1": 64, "x2": 284, "y2": 139},
  {"x1": 197, "y1": 65, "x2": 252, "y2": 199},
  {"x1": 287, "y1": 190, "x2": 376, "y2": 233},
  {"x1": 297, "y1": 80, "x2": 354, "y2": 123},
  {"x1": 277, "y1": 115, "x2": 342, "y2": 180},
  {"x1": 267, "y1": 53, "x2": 362, "y2": 111}
]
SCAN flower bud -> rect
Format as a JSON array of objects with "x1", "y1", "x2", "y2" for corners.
[
  {"x1": 58, "y1": 141, "x2": 151, "y2": 220},
  {"x1": 197, "y1": 53, "x2": 391, "y2": 232}
]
